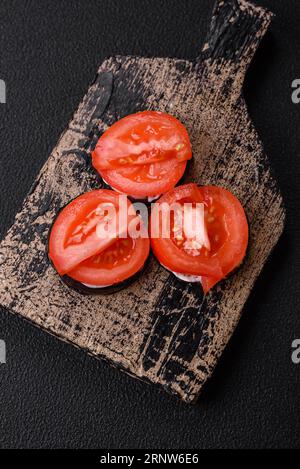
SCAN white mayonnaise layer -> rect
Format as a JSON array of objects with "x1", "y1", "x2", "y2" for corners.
[
  {"x1": 162, "y1": 264, "x2": 202, "y2": 283},
  {"x1": 82, "y1": 283, "x2": 112, "y2": 289}
]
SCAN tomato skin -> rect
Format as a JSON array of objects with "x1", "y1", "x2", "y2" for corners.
[
  {"x1": 92, "y1": 111, "x2": 192, "y2": 197},
  {"x1": 201, "y1": 276, "x2": 219, "y2": 294},
  {"x1": 150, "y1": 184, "x2": 249, "y2": 291},
  {"x1": 48, "y1": 190, "x2": 150, "y2": 286},
  {"x1": 198, "y1": 185, "x2": 249, "y2": 290}
]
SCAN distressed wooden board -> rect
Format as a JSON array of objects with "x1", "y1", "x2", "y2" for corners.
[{"x1": 0, "y1": 0, "x2": 285, "y2": 403}]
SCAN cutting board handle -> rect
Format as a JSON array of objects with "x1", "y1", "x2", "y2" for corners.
[{"x1": 200, "y1": 0, "x2": 273, "y2": 77}]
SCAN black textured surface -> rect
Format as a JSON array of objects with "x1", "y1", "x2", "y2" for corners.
[{"x1": 0, "y1": 0, "x2": 299, "y2": 449}]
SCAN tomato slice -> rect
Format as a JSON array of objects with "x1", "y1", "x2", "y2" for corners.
[
  {"x1": 150, "y1": 184, "x2": 249, "y2": 291},
  {"x1": 92, "y1": 111, "x2": 192, "y2": 197},
  {"x1": 92, "y1": 111, "x2": 192, "y2": 170},
  {"x1": 48, "y1": 190, "x2": 148, "y2": 282},
  {"x1": 68, "y1": 237, "x2": 149, "y2": 286}
]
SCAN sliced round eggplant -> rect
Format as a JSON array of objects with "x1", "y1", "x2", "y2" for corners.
[{"x1": 47, "y1": 189, "x2": 150, "y2": 295}]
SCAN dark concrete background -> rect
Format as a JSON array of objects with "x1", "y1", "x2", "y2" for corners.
[{"x1": 0, "y1": 0, "x2": 299, "y2": 449}]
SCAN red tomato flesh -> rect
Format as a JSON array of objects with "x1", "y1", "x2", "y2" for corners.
[
  {"x1": 150, "y1": 184, "x2": 249, "y2": 292},
  {"x1": 92, "y1": 111, "x2": 192, "y2": 197},
  {"x1": 49, "y1": 190, "x2": 150, "y2": 286}
]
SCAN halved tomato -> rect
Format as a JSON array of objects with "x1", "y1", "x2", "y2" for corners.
[
  {"x1": 48, "y1": 190, "x2": 150, "y2": 287},
  {"x1": 150, "y1": 184, "x2": 249, "y2": 293},
  {"x1": 92, "y1": 111, "x2": 192, "y2": 198}
]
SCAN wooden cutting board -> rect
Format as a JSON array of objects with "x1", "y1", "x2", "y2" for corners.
[{"x1": 0, "y1": 0, "x2": 285, "y2": 403}]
